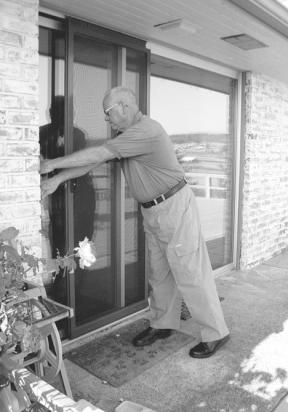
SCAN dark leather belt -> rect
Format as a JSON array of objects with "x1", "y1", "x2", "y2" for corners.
[{"x1": 141, "y1": 178, "x2": 187, "y2": 209}]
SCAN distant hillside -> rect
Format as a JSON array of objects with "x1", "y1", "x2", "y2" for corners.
[
  {"x1": 171, "y1": 133, "x2": 231, "y2": 174},
  {"x1": 170, "y1": 133, "x2": 229, "y2": 144}
]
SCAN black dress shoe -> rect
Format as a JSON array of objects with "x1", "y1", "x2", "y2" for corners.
[
  {"x1": 189, "y1": 334, "x2": 230, "y2": 358},
  {"x1": 132, "y1": 327, "x2": 172, "y2": 347}
]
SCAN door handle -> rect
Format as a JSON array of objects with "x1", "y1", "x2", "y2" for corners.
[{"x1": 70, "y1": 178, "x2": 78, "y2": 193}]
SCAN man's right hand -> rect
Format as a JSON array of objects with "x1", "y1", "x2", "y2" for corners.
[
  {"x1": 41, "y1": 176, "x2": 61, "y2": 198},
  {"x1": 40, "y1": 159, "x2": 55, "y2": 174}
]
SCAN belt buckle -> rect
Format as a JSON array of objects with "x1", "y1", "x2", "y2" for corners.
[{"x1": 153, "y1": 194, "x2": 165, "y2": 206}]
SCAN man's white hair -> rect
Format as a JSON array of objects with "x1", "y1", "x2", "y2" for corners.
[{"x1": 104, "y1": 87, "x2": 137, "y2": 105}]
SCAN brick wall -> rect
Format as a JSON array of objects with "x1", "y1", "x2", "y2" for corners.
[
  {"x1": 240, "y1": 72, "x2": 288, "y2": 269},
  {"x1": 0, "y1": 0, "x2": 40, "y2": 248}
]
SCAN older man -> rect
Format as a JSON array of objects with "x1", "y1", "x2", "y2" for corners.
[{"x1": 41, "y1": 86, "x2": 230, "y2": 358}]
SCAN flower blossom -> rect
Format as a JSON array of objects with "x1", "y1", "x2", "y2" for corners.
[{"x1": 74, "y1": 237, "x2": 96, "y2": 269}]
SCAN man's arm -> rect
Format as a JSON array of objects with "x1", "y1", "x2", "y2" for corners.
[
  {"x1": 41, "y1": 164, "x2": 97, "y2": 198},
  {"x1": 40, "y1": 145, "x2": 116, "y2": 174}
]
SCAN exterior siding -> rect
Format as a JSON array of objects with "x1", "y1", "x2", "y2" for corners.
[
  {"x1": 0, "y1": 0, "x2": 40, "y2": 248},
  {"x1": 240, "y1": 72, "x2": 288, "y2": 268}
]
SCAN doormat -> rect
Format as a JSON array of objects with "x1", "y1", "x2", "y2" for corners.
[{"x1": 65, "y1": 318, "x2": 193, "y2": 387}]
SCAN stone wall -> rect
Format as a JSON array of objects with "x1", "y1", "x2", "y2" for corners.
[
  {"x1": 0, "y1": 0, "x2": 40, "y2": 249},
  {"x1": 240, "y1": 72, "x2": 288, "y2": 268}
]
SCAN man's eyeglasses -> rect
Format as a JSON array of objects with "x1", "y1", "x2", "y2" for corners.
[{"x1": 104, "y1": 102, "x2": 119, "y2": 116}]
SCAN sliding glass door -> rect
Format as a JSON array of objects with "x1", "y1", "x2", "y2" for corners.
[
  {"x1": 70, "y1": 34, "x2": 117, "y2": 331},
  {"x1": 151, "y1": 57, "x2": 236, "y2": 270},
  {"x1": 39, "y1": 17, "x2": 148, "y2": 339}
]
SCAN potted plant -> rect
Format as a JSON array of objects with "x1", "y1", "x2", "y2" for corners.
[{"x1": 0, "y1": 227, "x2": 96, "y2": 357}]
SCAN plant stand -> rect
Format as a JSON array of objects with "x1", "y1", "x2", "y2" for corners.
[{"x1": 6, "y1": 282, "x2": 74, "y2": 398}]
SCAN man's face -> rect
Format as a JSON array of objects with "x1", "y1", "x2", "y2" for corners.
[{"x1": 103, "y1": 98, "x2": 130, "y2": 131}]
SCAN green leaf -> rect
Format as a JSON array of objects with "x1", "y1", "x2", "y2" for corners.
[
  {"x1": 45, "y1": 258, "x2": 60, "y2": 274},
  {"x1": 23, "y1": 253, "x2": 39, "y2": 268},
  {"x1": 57, "y1": 256, "x2": 76, "y2": 274},
  {"x1": 0, "y1": 245, "x2": 21, "y2": 263},
  {"x1": 0, "y1": 227, "x2": 19, "y2": 241}
]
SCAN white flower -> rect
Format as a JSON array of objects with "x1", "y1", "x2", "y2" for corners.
[{"x1": 74, "y1": 237, "x2": 96, "y2": 269}]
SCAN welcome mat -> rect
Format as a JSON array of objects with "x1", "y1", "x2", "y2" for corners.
[{"x1": 65, "y1": 318, "x2": 193, "y2": 387}]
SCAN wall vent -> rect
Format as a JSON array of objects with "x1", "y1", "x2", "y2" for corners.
[{"x1": 221, "y1": 34, "x2": 268, "y2": 50}]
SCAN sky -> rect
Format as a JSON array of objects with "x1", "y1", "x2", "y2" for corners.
[{"x1": 150, "y1": 77, "x2": 229, "y2": 135}]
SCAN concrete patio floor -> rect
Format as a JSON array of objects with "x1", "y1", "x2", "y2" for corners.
[{"x1": 62, "y1": 251, "x2": 288, "y2": 412}]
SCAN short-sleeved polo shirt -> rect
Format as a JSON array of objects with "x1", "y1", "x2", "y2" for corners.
[{"x1": 104, "y1": 112, "x2": 184, "y2": 203}]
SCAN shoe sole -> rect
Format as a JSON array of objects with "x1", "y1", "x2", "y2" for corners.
[
  {"x1": 132, "y1": 332, "x2": 172, "y2": 347},
  {"x1": 190, "y1": 334, "x2": 230, "y2": 359}
]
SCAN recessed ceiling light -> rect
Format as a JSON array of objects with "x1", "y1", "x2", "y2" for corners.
[
  {"x1": 154, "y1": 18, "x2": 198, "y2": 34},
  {"x1": 221, "y1": 34, "x2": 268, "y2": 50}
]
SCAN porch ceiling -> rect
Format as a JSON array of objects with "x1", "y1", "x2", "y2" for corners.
[{"x1": 40, "y1": 0, "x2": 288, "y2": 83}]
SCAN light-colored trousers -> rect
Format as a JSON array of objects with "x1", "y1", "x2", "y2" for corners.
[{"x1": 141, "y1": 184, "x2": 229, "y2": 342}]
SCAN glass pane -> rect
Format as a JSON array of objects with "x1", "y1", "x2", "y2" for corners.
[
  {"x1": 39, "y1": 28, "x2": 67, "y2": 295},
  {"x1": 73, "y1": 35, "x2": 115, "y2": 325},
  {"x1": 150, "y1": 76, "x2": 234, "y2": 269},
  {"x1": 39, "y1": 28, "x2": 68, "y2": 337},
  {"x1": 124, "y1": 49, "x2": 146, "y2": 306}
]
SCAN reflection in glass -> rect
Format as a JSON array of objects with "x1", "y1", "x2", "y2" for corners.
[
  {"x1": 73, "y1": 36, "x2": 115, "y2": 325},
  {"x1": 151, "y1": 76, "x2": 234, "y2": 269},
  {"x1": 124, "y1": 49, "x2": 146, "y2": 305},
  {"x1": 39, "y1": 29, "x2": 66, "y2": 260},
  {"x1": 39, "y1": 27, "x2": 68, "y2": 337}
]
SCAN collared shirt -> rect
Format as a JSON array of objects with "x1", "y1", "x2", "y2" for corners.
[{"x1": 104, "y1": 112, "x2": 184, "y2": 203}]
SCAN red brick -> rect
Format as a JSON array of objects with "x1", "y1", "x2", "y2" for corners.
[
  {"x1": 0, "y1": 29, "x2": 22, "y2": 46},
  {"x1": 0, "y1": 16, "x2": 38, "y2": 36},
  {"x1": 22, "y1": 95, "x2": 38, "y2": 109},
  {"x1": 0, "y1": 190, "x2": 25, "y2": 203},
  {"x1": 23, "y1": 7, "x2": 38, "y2": 22},
  {"x1": 241, "y1": 73, "x2": 288, "y2": 269},
  {"x1": 0, "y1": 174, "x2": 6, "y2": 188},
  {"x1": 6, "y1": 47, "x2": 21, "y2": 62},
  {"x1": 0, "y1": 1, "x2": 23, "y2": 19},
  {"x1": 23, "y1": 65, "x2": 38, "y2": 81},
  {"x1": 25, "y1": 158, "x2": 39, "y2": 171},
  {"x1": 20, "y1": 47, "x2": 38, "y2": 64},
  {"x1": 6, "y1": 110, "x2": 38, "y2": 125},
  {"x1": 7, "y1": 172, "x2": 40, "y2": 188},
  {"x1": 4, "y1": 79, "x2": 38, "y2": 94},
  {"x1": 0, "y1": 110, "x2": 6, "y2": 124},
  {"x1": 4, "y1": 217, "x2": 41, "y2": 235},
  {"x1": 0, "y1": 202, "x2": 40, "y2": 220},
  {"x1": 0, "y1": 126, "x2": 23, "y2": 139},
  {"x1": 23, "y1": 35, "x2": 38, "y2": 49},
  {"x1": 0, "y1": 62, "x2": 20, "y2": 78},
  {"x1": 7, "y1": 141, "x2": 39, "y2": 156},
  {"x1": 0, "y1": 158, "x2": 25, "y2": 172},
  {"x1": 0, "y1": 0, "x2": 40, "y2": 241},
  {"x1": 24, "y1": 127, "x2": 38, "y2": 141},
  {"x1": 25, "y1": 188, "x2": 40, "y2": 201},
  {"x1": 0, "y1": 94, "x2": 21, "y2": 108}
]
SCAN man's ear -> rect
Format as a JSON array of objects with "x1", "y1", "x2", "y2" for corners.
[{"x1": 121, "y1": 102, "x2": 129, "y2": 115}]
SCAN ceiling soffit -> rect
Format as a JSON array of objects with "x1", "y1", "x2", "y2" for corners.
[{"x1": 39, "y1": 0, "x2": 288, "y2": 84}]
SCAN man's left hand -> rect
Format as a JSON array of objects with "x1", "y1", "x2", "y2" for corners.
[
  {"x1": 41, "y1": 176, "x2": 60, "y2": 198},
  {"x1": 40, "y1": 159, "x2": 55, "y2": 174}
]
